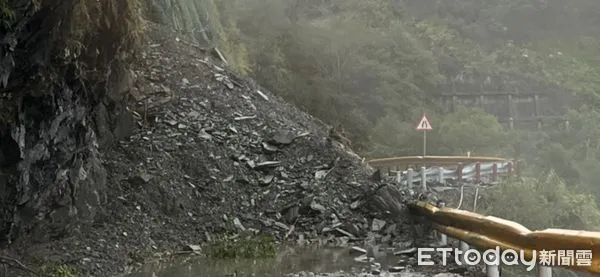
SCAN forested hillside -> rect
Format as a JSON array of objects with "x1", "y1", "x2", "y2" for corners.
[
  {"x1": 148, "y1": 0, "x2": 600, "y2": 233},
  {"x1": 152, "y1": 1, "x2": 598, "y2": 146},
  {"x1": 156, "y1": 2, "x2": 598, "y2": 164}
]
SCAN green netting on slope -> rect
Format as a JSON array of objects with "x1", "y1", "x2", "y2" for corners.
[{"x1": 147, "y1": 0, "x2": 220, "y2": 44}]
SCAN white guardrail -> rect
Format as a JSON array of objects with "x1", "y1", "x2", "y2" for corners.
[{"x1": 394, "y1": 161, "x2": 512, "y2": 186}]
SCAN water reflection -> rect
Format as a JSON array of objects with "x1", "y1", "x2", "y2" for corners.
[{"x1": 127, "y1": 245, "x2": 401, "y2": 277}]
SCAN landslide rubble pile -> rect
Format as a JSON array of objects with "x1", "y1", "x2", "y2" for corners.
[
  {"x1": 13, "y1": 23, "x2": 420, "y2": 276},
  {"x1": 4, "y1": 21, "x2": 432, "y2": 277},
  {"x1": 104, "y1": 22, "x2": 414, "y2": 244}
]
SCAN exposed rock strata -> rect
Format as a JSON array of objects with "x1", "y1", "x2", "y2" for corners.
[{"x1": 0, "y1": 1, "x2": 141, "y2": 245}]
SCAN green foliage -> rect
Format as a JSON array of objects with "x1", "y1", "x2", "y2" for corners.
[
  {"x1": 38, "y1": 264, "x2": 77, "y2": 277},
  {"x1": 434, "y1": 107, "x2": 506, "y2": 155},
  {"x1": 210, "y1": 1, "x2": 251, "y2": 75},
  {"x1": 368, "y1": 107, "x2": 506, "y2": 157},
  {"x1": 204, "y1": 232, "x2": 277, "y2": 259},
  {"x1": 0, "y1": 0, "x2": 14, "y2": 29},
  {"x1": 482, "y1": 170, "x2": 600, "y2": 230}
]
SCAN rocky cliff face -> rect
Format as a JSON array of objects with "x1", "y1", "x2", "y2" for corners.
[
  {"x1": 0, "y1": 0, "x2": 141, "y2": 245},
  {"x1": 0, "y1": 2, "x2": 418, "y2": 277}
]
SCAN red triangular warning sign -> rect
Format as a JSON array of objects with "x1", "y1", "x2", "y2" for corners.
[{"x1": 416, "y1": 115, "x2": 432, "y2": 131}]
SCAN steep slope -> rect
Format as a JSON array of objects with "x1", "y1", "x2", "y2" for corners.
[{"x1": 5, "y1": 22, "x2": 418, "y2": 277}]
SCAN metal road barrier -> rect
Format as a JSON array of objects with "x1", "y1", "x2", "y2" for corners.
[
  {"x1": 369, "y1": 156, "x2": 511, "y2": 170},
  {"x1": 397, "y1": 162, "x2": 512, "y2": 185},
  {"x1": 408, "y1": 201, "x2": 600, "y2": 277},
  {"x1": 368, "y1": 156, "x2": 521, "y2": 185}
]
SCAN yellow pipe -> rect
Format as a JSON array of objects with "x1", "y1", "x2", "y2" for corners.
[{"x1": 409, "y1": 201, "x2": 600, "y2": 275}]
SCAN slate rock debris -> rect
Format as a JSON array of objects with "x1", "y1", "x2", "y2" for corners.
[{"x1": 5, "y1": 22, "x2": 430, "y2": 277}]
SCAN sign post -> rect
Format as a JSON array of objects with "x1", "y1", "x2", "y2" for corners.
[{"x1": 415, "y1": 114, "x2": 432, "y2": 156}]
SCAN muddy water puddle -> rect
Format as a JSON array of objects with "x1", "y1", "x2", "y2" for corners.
[{"x1": 127, "y1": 246, "x2": 415, "y2": 277}]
